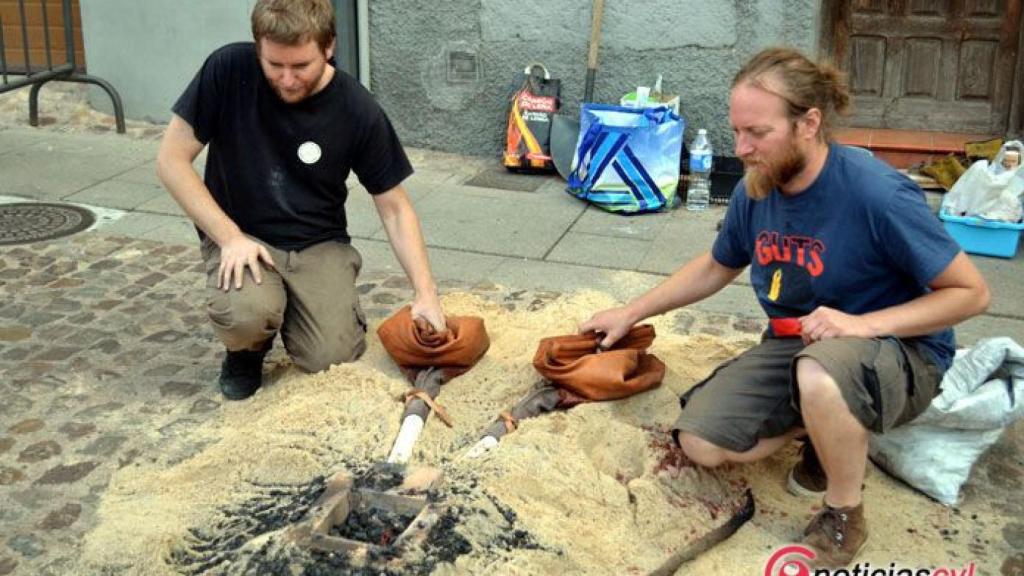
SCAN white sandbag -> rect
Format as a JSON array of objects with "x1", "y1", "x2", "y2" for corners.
[{"x1": 868, "y1": 337, "x2": 1024, "y2": 505}]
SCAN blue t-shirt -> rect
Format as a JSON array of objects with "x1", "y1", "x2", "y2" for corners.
[{"x1": 712, "y1": 144, "x2": 961, "y2": 371}]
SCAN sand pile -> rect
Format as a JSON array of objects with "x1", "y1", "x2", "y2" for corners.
[
  {"x1": 80, "y1": 289, "x2": 1012, "y2": 574},
  {"x1": 79, "y1": 291, "x2": 754, "y2": 575}
]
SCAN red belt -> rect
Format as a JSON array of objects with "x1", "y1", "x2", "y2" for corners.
[{"x1": 769, "y1": 318, "x2": 802, "y2": 338}]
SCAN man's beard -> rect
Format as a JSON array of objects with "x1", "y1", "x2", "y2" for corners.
[
  {"x1": 742, "y1": 137, "x2": 807, "y2": 200},
  {"x1": 272, "y1": 82, "x2": 317, "y2": 103}
]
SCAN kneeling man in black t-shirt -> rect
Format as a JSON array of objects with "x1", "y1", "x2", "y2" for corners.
[{"x1": 156, "y1": 0, "x2": 445, "y2": 400}]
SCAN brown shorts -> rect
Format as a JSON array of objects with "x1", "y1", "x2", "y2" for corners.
[
  {"x1": 201, "y1": 237, "x2": 367, "y2": 373},
  {"x1": 671, "y1": 336, "x2": 943, "y2": 453}
]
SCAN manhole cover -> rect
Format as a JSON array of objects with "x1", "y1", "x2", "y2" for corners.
[
  {"x1": 464, "y1": 168, "x2": 551, "y2": 192},
  {"x1": 0, "y1": 202, "x2": 95, "y2": 245}
]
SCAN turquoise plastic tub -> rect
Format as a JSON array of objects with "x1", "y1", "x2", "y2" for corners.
[{"x1": 939, "y1": 209, "x2": 1024, "y2": 258}]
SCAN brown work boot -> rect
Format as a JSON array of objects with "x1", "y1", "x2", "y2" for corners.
[
  {"x1": 787, "y1": 441, "x2": 827, "y2": 497},
  {"x1": 801, "y1": 502, "x2": 867, "y2": 568}
]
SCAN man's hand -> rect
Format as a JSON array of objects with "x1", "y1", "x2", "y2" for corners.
[
  {"x1": 217, "y1": 235, "x2": 276, "y2": 291},
  {"x1": 578, "y1": 306, "x2": 638, "y2": 349},
  {"x1": 411, "y1": 292, "x2": 446, "y2": 333},
  {"x1": 799, "y1": 306, "x2": 874, "y2": 345}
]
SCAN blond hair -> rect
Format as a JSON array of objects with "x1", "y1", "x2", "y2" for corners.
[
  {"x1": 732, "y1": 47, "x2": 851, "y2": 142},
  {"x1": 251, "y1": 0, "x2": 335, "y2": 52}
]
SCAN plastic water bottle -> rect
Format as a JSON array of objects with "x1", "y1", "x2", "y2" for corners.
[{"x1": 687, "y1": 128, "x2": 712, "y2": 212}]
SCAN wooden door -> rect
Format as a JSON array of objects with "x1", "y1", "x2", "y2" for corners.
[{"x1": 823, "y1": 0, "x2": 1022, "y2": 134}]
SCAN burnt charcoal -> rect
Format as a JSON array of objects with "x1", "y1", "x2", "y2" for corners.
[
  {"x1": 420, "y1": 509, "x2": 472, "y2": 565},
  {"x1": 353, "y1": 462, "x2": 406, "y2": 491},
  {"x1": 498, "y1": 528, "x2": 541, "y2": 551},
  {"x1": 331, "y1": 505, "x2": 417, "y2": 547}
]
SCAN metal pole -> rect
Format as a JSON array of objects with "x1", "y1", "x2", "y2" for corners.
[
  {"x1": 41, "y1": 0, "x2": 53, "y2": 71},
  {"x1": 62, "y1": 0, "x2": 75, "y2": 70},
  {"x1": 17, "y1": 0, "x2": 31, "y2": 74},
  {"x1": 0, "y1": 14, "x2": 8, "y2": 85}
]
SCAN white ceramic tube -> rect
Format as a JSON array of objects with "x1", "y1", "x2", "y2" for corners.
[
  {"x1": 387, "y1": 415, "x2": 425, "y2": 464},
  {"x1": 465, "y1": 435, "x2": 500, "y2": 459}
]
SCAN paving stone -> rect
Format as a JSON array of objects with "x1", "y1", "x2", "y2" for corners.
[
  {"x1": 673, "y1": 312, "x2": 696, "y2": 334},
  {"x1": 0, "y1": 347, "x2": 31, "y2": 361},
  {"x1": 87, "y1": 259, "x2": 121, "y2": 271},
  {"x1": 19, "y1": 312, "x2": 62, "y2": 327},
  {"x1": 78, "y1": 435, "x2": 127, "y2": 457},
  {"x1": 6, "y1": 533, "x2": 44, "y2": 558},
  {"x1": 91, "y1": 300, "x2": 121, "y2": 311},
  {"x1": 8, "y1": 419, "x2": 44, "y2": 434},
  {"x1": 90, "y1": 339, "x2": 121, "y2": 355},
  {"x1": 144, "y1": 364, "x2": 186, "y2": 378},
  {"x1": 65, "y1": 312, "x2": 98, "y2": 325},
  {"x1": 159, "y1": 381, "x2": 202, "y2": 399},
  {"x1": 0, "y1": 438, "x2": 13, "y2": 455},
  {"x1": 0, "y1": 394, "x2": 33, "y2": 418},
  {"x1": 58, "y1": 423, "x2": 96, "y2": 439},
  {"x1": 159, "y1": 419, "x2": 200, "y2": 439},
  {"x1": 38, "y1": 503, "x2": 82, "y2": 530},
  {"x1": 34, "y1": 322, "x2": 79, "y2": 341},
  {"x1": 371, "y1": 292, "x2": 401, "y2": 305},
  {"x1": 189, "y1": 398, "x2": 220, "y2": 414},
  {"x1": 732, "y1": 317, "x2": 764, "y2": 334},
  {"x1": 34, "y1": 461, "x2": 99, "y2": 485},
  {"x1": 74, "y1": 402, "x2": 123, "y2": 419},
  {"x1": 0, "y1": 327, "x2": 31, "y2": 342},
  {"x1": 45, "y1": 298, "x2": 81, "y2": 314},
  {"x1": 63, "y1": 328, "x2": 110, "y2": 347},
  {"x1": 134, "y1": 272, "x2": 168, "y2": 287},
  {"x1": 0, "y1": 468, "x2": 26, "y2": 486},
  {"x1": 382, "y1": 276, "x2": 411, "y2": 289},
  {"x1": 142, "y1": 330, "x2": 187, "y2": 344},
  {"x1": 17, "y1": 441, "x2": 62, "y2": 463},
  {"x1": 46, "y1": 277, "x2": 85, "y2": 289},
  {"x1": 32, "y1": 347, "x2": 78, "y2": 363}
]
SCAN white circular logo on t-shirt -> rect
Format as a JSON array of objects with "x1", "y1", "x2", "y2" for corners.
[{"x1": 297, "y1": 141, "x2": 322, "y2": 165}]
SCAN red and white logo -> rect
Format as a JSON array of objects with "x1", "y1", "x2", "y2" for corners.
[{"x1": 764, "y1": 545, "x2": 815, "y2": 576}]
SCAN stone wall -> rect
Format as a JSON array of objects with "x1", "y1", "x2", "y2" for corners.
[{"x1": 369, "y1": 0, "x2": 821, "y2": 158}]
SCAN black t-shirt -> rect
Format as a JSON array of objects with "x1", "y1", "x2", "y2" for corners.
[{"x1": 172, "y1": 42, "x2": 413, "y2": 251}]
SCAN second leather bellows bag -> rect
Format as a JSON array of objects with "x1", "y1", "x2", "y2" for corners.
[{"x1": 533, "y1": 324, "x2": 665, "y2": 401}]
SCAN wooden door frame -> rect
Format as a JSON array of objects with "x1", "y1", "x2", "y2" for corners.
[{"x1": 818, "y1": 0, "x2": 1024, "y2": 137}]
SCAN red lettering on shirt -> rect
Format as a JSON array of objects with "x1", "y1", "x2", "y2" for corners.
[{"x1": 754, "y1": 231, "x2": 826, "y2": 277}]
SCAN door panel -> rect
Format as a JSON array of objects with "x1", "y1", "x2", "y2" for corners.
[{"x1": 827, "y1": 0, "x2": 1021, "y2": 133}]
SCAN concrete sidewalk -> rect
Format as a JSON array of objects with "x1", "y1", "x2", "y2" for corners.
[{"x1": 1, "y1": 125, "x2": 1022, "y2": 344}]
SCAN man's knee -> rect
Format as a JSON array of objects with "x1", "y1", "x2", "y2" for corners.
[
  {"x1": 208, "y1": 293, "x2": 284, "y2": 350},
  {"x1": 291, "y1": 336, "x2": 366, "y2": 373},
  {"x1": 676, "y1": 432, "x2": 729, "y2": 468},
  {"x1": 795, "y1": 356, "x2": 842, "y2": 404}
]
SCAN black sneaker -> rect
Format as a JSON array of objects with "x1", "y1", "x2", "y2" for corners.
[
  {"x1": 218, "y1": 347, "x2": 269, "y2": 400},
  {"x1": 787, "y1": 440, "x2": 827, "y2": 497}
]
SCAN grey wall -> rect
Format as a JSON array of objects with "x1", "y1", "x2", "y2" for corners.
[
  {"x1": 370, "y1": 0, "x2": 821, "y2": 158},
  {"x1": 80, "y1": 1, "x2": 256, "y2": 122},
  {"x1": 78, "y1": 0, "x2": 821, "y2": 155}
]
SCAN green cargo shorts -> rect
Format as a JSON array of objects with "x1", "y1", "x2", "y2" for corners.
[
  {"x1": 671, "y1": 336, "x2": 943, "y2": 453},
  {"x1": 201, "y1": 236, "x2": 368, "y2": 373}
]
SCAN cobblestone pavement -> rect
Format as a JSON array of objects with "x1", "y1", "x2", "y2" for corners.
[{"x1": 0, "y1": 231, "x2": 774, "y2": 575}]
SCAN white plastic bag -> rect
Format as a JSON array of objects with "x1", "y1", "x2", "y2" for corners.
[
  {"x1": 942, "y1": 140, "x2": 1024, "y2": 222},
  {"x1": 868, "y1": 337, "x2": 1024, "y2": 506}
]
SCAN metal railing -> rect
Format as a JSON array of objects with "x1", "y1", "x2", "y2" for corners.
[{"x1": 1, "y1": 0, "x2": 125, "y2": 133}]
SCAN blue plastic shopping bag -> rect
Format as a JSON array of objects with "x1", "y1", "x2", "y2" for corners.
[{"x1": 566, "y1": 103, "x2": 684, "y2": 213}]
